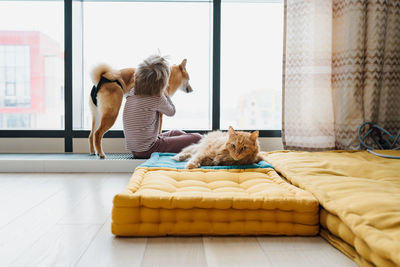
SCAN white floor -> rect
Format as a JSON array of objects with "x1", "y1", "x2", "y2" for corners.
[{"x1": 0, "y1": 173, "x2": 357, "y2": 267}]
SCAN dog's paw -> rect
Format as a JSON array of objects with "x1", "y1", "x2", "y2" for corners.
[
  {"x1": 99, "y1": 154, "x2": 106, "y2": 159},
  {"x1": 186, "y1": 161, "x2": 199, "y2": 169}
]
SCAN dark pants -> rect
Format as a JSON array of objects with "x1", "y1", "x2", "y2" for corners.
[{"x1": 132, "y1": 130, "x2": 202, "y2": 159}]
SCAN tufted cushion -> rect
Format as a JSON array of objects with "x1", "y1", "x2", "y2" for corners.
[
  {"x1": 264, "y1": 150, "x2": 400, "y2": 267},
  {"x1": 112, "y1": 163, "x2": 319, "y2": 236}
]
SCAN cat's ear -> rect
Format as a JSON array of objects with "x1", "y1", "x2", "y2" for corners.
[
  {"x1": 228, "y1": 126, "x2": 236, "y2": 136},
  {"x1": 250, "y1": 130, "x2": 259, "y2": 142}
]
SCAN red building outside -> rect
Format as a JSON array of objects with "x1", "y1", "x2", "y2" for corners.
[{"x1": 0, "y1": 31, "x2": 63, "y2": 129}]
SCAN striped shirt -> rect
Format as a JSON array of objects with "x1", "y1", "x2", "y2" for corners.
[{"x1": 123, "y1": 89, "x2": 176, "y2": 152}]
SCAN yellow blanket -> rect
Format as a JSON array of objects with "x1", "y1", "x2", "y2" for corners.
[
  {"x1": 112, "y1": 166, "x2": 319, "y2": 236},
  {"x1": 264, "y1": 150, "x2": 400, "y2": 267}
]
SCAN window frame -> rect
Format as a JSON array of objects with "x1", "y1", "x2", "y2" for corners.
[{"x1": 0, "y1": 0, "x2": 281, "y2": 152}]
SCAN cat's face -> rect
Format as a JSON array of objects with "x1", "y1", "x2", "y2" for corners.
[{"x1": 226, "y1": 126, "x2": 259, "y2": 160}]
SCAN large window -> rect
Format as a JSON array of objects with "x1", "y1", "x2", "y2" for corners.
[
  {"x1": 0, "y1": 1, "x2": 64, "y2": 129},
  {"x1": 0, "y1": 0, "x2": 283, "y2": 151},
  {"x1": 220, "y1": 1, "x2": 283, "y2": 130},
  {"x1": 73, "y1": 1, "x2": 212, "y2": 131}
]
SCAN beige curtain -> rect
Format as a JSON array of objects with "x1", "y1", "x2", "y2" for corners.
[{"x1": 282, "y1": 0, "x2": 400, "y2": 150}]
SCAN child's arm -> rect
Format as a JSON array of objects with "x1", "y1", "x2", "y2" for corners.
[{"x1": 158, "y1": 95, "x2": 176, "y2": 116}]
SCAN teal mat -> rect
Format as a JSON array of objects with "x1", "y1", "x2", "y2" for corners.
[{"x1": 139, "y1": 152, "x2": 273, "y2": 169}]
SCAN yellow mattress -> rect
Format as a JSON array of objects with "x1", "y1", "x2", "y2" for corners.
[
  {"x1": 264, "y1": 150, "x2": 400, "y2": 267},
  {"x1": 112, "y1": 163, "x2": 319, "y2": 236}
]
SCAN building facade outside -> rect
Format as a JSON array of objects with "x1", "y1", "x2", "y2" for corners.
[{"x1": 0, "y1": 31, "x2": 63, "y2": 129}]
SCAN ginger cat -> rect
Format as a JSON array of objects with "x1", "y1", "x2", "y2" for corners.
[{"x1": 172, "y1": 126, "x2": 263, "y2": 169}]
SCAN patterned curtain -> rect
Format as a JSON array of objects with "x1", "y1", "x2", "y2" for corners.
[{"x1": 282, "y1": 0, "x2": 400, "y2": 150}]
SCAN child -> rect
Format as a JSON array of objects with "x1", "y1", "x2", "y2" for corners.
[{"x1": 123, "y1": 55, "x2": 202, "y2": 159}]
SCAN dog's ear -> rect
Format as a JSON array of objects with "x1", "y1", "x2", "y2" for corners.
[{"x1": 180, "y1": 59, "x2": 187, "y2": 70}]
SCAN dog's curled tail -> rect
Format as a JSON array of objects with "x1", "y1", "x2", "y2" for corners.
[{"x1": 91, "y1": 64, "x2": 112, "y2": 85}]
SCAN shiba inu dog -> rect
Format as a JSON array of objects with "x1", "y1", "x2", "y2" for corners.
[{"x1": 89, "y1": 58, "x2": 192, "y2": 159}]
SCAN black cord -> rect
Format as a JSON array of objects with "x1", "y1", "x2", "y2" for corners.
[{"x1": 358, "y1": 122, "x2": 400, "y2": 159}]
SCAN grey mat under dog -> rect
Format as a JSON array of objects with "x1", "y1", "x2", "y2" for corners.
[{"x1": 89, "y1": 153, "x2": 135, "y2": 160}]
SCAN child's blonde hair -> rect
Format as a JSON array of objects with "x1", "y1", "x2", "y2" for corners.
[{"x1": 134, "y1": 55, "x2": 170, "y2": 96}]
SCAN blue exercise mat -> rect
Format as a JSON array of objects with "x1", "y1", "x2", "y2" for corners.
[{"x1": 138, "y1": 152, "x2": 273, "y2": 169}]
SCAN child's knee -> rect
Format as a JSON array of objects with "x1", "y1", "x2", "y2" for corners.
[
  {"x1": 168, "y1": 129, "x2": 186, "y2": 136},
  {"x1": 192, "y1": 133, "x2": 202, "y2": 142},
  {"x1": 175, "y1": 129, "x2": 186, "y2": 135}
]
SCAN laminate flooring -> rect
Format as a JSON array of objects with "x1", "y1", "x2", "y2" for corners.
[{"x1": 0, "y1": 173, "x2": 357, "y2": 267}]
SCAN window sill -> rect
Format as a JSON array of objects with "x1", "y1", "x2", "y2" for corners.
[{"x1": 0, "y1": 153, "x2": 145, "y2": 173}]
